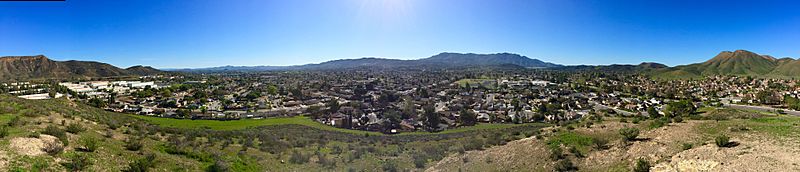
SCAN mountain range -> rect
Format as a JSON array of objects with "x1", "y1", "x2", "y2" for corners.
[
  {"x1": 2, "y1": 50, "x2": 799, "y2": 81},
  {"x1": 652, "y1": 50, "x2": 799, "y2": 79},
  {"x1": 172, "y1": 52, "x2": 561, "y2": 72},
  {"x1": 0, "y1": 55, "x2": 164, "y2": 81}
]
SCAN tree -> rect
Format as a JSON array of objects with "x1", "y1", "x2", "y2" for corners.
[
  {"x1": 382, "y1": 110, "x2": 401, "y2": 132},
  {"x1": 666, "y1": 100, "x2": 695, "y2": 117},
  {"x1": 459, "y1": 108, "x2": 477, "y2": 126},
  {"x1": 88, "y1": 98, "x2": 107, "y2": 108},
  {"x1": 646, "y1": 106, "x2": 659, "y2": 118},
  {"x1": 756, "y1": 90, "x2": 779, "y2": 105},
  {"x1": 422, "y1": 104, "x2": 440, "y2": 132},
  {"x1": 401, "y1": 98, "x2": 416, "y2": 119},
  {"x1": 267, "y1": 85, "x2": 279, "y2": 95},
  {"x1": 326, "y1": 100, "x2": 340, "y2": 114}
]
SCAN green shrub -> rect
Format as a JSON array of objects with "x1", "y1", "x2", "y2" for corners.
[
  {"x1": 62, "y1": 153, "x2": 92, "y2": 171},
  {"x1": 41, "y1": 125, "x2": 69, "y2": 146},
  {"x1": 681, "y1": 143, "x2": 693, "y2": 150},
  {"x1": 289, "y1": 150, "x2": 308, "y2": 164},
  {"x1": 382, "y1": 159, "x2": 399, "y2": 172},
  {"x1": 673, "y1": 116, "x2": 683, "y2": 123},
  {"x1": 554, "y1": 159, "x2": 578, "y2": 172},
  {"x1": 66, "y1": 123, "x2": 85, "y2": 134},
  {"x1": 42, "y1": 140, "x2": 64, "y2": 156},
  {"x1": 125, "y1": 137, "x2": 144, "y2": 151},
  {"x1": 568, "y1": 146, "x2": 584, "y2": 158},
  {"x1": 549, "y1": 146, "x2": 564, "y2": 160},
  {"x1": 206, "y1": 158, "x2": 229, "y2": 172},
  {"x1": 619, "y1": 127, "x2": 640, "y2": 142},
  {"x1": 0, "y1": 126, "x2": 8, "y2": 138},
  {"x1": 7, "y1": 116, "x2": 24, "y2": 127},
  {"x1": 123, "y1": 154, "x2": 156, "y2": 172},
  {"x1": 649, "y1": 117, "x2": 668, "y2": 129},
  {"x1": 715, "y1": 135, "x2": 732, "y2": 147},
  {"x1": 633, "y1": 158, "x2": 651, "y2": 172},
  {"x1": 592, "y1": 137, "x2": 609, "y2": 150},
  {"x1": 412, "y1": 153, "x2": 427, "y2": 168},
  {"x1": 79, "y1": 136, "x2": 99, "y2": 152}
]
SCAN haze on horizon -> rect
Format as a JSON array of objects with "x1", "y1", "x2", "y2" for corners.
[{"x1": 1, "y1": 0, "x2": 799, "y2": 68}]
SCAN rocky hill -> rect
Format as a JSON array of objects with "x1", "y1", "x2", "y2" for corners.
[{"x1": 0, "y1": 55, "x2": 164, "y2": 81}]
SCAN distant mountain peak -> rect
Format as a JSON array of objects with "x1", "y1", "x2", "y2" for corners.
[
  {"x1": 422, "y1": 52, "x2": 560, "y2": 68},
  {"x1": 638, "y1": 62, "x2": 667, "y2": 68}
]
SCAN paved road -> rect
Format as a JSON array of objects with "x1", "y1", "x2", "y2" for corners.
[{"x1": 722, "y1": 103, "x2": 800, "y2": 116}]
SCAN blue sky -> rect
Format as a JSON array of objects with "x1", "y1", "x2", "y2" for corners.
[{"x1": 1, "y1": 0, "x2": 799, "y2": 68}]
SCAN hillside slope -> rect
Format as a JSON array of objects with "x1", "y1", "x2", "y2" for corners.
[
  {"x1": 653, "y1": 50, "x2": 799, "y2": 79},
  {"x1": 0, "y1": 55, "x2": 164, "y2": 81}
]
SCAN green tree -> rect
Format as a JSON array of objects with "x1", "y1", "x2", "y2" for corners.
[
  {"x1": 459, "y1": 108, "x2": 477, "y2": 126},
  {"x1": 666, "y1": 100, "x2": 695, "y2": 117},
  {"x1": 422, "y1": 104, "x2": 440, "y2": 132},
  {"x1": 646, "y1": 106, "x2": 659, "y2": 118}
]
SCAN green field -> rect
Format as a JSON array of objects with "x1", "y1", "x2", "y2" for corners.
[
  {"x1": 133, "y1": 115, "x2": 383, "y2": 134},
  {"x1": 133, "y1": 115, "x2": 544, "y2": 135},
  {"x1": 456, "y1": 78, "x2": 496, "y2": 88}
]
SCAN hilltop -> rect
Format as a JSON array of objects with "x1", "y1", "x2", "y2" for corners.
[
  {"x1": 653, "y1": 50, "x2": 799, "y2": 79},
  {"x1": 0, "y1": 55, "x2": 165, "y2": 81}
]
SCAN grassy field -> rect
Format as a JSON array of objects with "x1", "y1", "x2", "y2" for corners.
[
  {"x1": 133, "y1": 115, "x2": 384, "y2": 134},
  {"x1": 133, "y1": 115, "x2": 546, "y2": 135},
  {"x1": 456, "y1": 78, "x2": 496, "y2": 88}
]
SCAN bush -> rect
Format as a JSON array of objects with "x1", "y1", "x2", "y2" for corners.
[
  {"x1": 633, "y1": 158, "x2": 651, "y2": 172},
  {"x1": 62, "y1": 153, "x2": 92, "y2": 171},
  {"x1": 413, "y1": 154, "x2": 427, "y2": 168},
  {"x1": 649, "y1": 117, "x2": 668, "y2": 129},
  {"x1": 715, "y1": 135, "x2": 732, "y2": 147},
  {"x1": 568, "y1": 146, "x2": 584, "y2": 158},
  {"x1": 0, "y1": 126, "x2": 8, "y2": 138},
  {"x1": 78, "y1": 136, "x2": 99, "y2": 152},
  {"x1": 42, "y1": 140, "x2": 64, "y2": 156},
  {"x1": 554, "y1": 159, "x2": 578, "y2": 172},
  {"x1": 681, "y1": 143, "x2": 693, "y2": 150},
  {"x1": 549, "y1": 146, "x2": 564, "y2": 160},
  {"x1": 7, "y1": 116, "x2": 24, "y2": 127},
  {"x1": 66, "y1": 123, "x2": 86, "y2": 134},
  {"x1": 592, "y1": 137, "x2": 609, "y2": 150},
  {"x1": 382, "y1": 160, "x2": 399, "y2": 172},
  {"x1": 672, "y1": 116, "x2": 684, "y2": 123},
  {"x1": 206, "y1": 158, "x2": 230, "y2": 172},
  {"x1": 124, "y1": 154, "x2": 156, "y2": 172},
  {"x1": 41, "y1": 125, "x2": 69, "y2": 146},
  {"x1": 125, "y1": 137, "x2": 144, "y2": 151},
  {"x1": 289, "y1": 150, "x2": 308, "y2": 164},
  {"x1": 619, "y1": 127, "x2": 640, "y2": 142}
]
